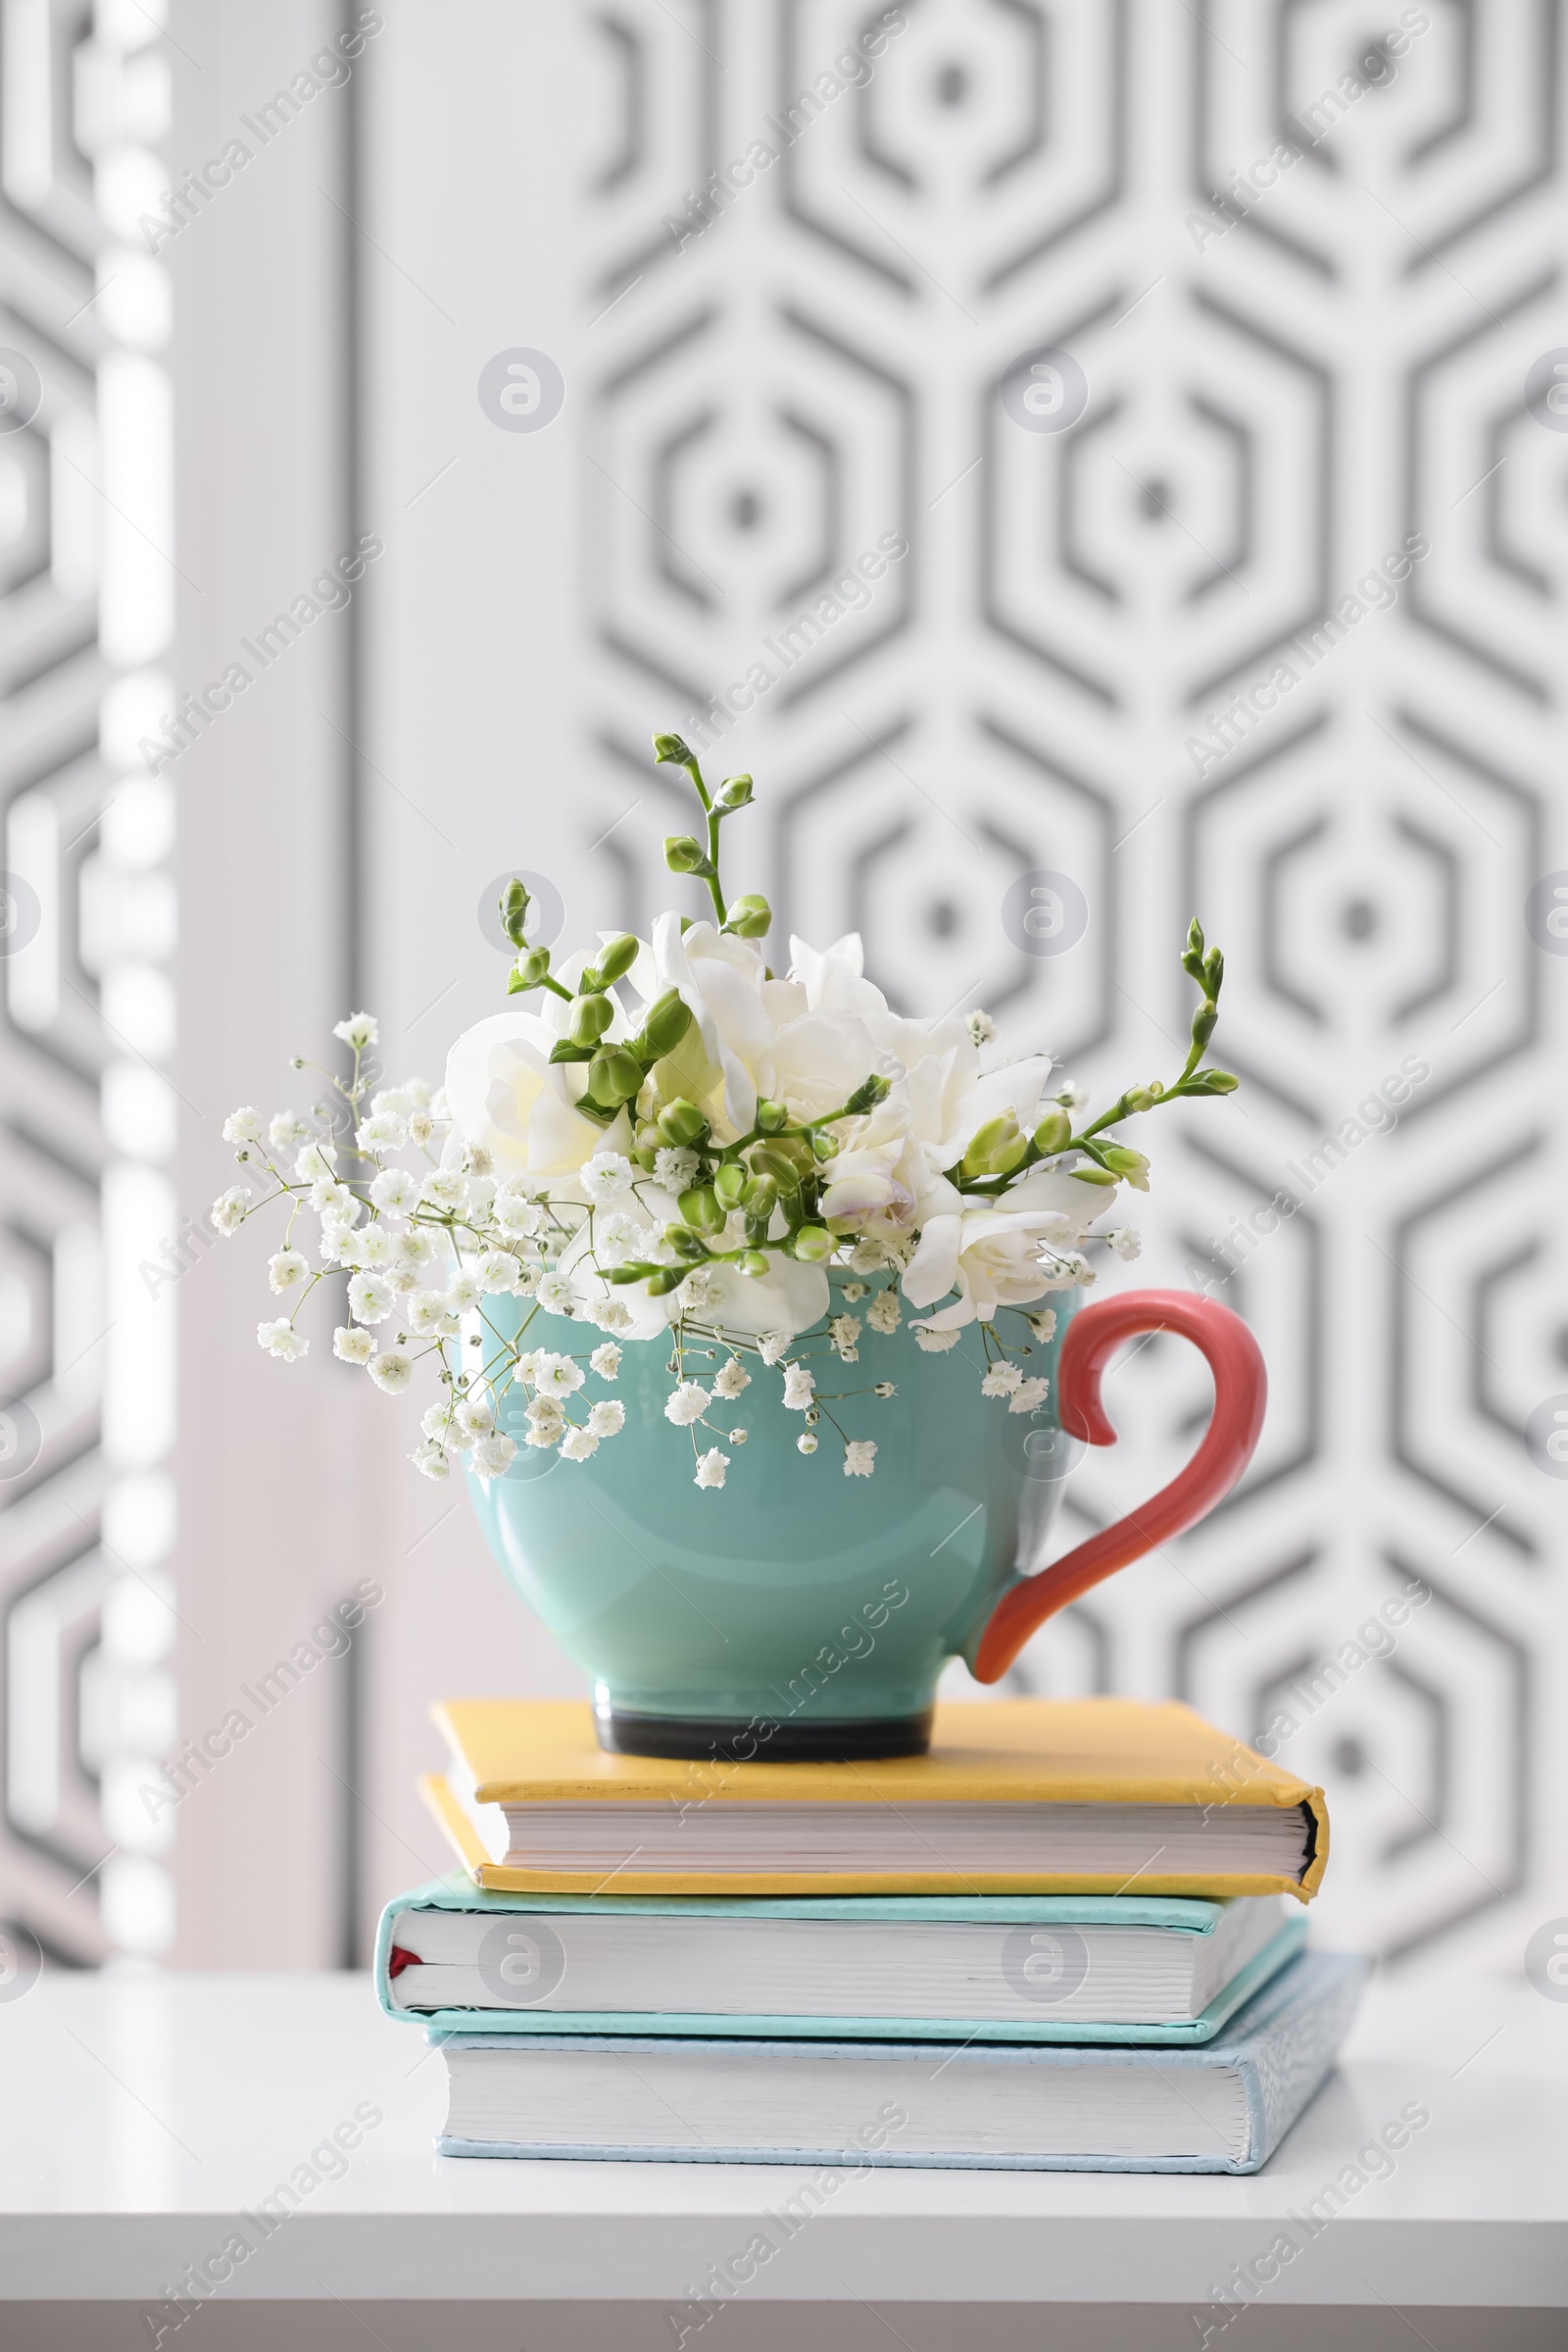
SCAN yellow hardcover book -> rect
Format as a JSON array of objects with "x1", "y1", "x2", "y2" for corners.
[{"x1": 421, "y1": 1698, "x2": 1328, "y2": 1901}]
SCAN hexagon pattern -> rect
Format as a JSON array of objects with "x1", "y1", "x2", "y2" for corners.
[{"x1": 564, "y1": 0, "x2": 1567, "y2": 1967}]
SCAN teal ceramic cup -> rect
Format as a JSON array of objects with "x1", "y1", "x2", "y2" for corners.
[{"x1": 463, "y1": 1282, "x2": 1266, "y2": 1761}]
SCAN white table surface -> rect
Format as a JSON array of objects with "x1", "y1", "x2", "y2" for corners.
[{"x1": 0, "y1": 1968, "x2": 1562, "y2": 2314}]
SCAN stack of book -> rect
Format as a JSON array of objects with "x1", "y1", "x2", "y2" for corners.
[{"x1": 378, "y1": 1698, "x2": 1365, "y2": 2173}]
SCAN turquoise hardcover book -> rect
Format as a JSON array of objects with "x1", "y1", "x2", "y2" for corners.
[
  {"x1": 375, "y1": 1872, "x2": 1307, "y2": 2046},
  {"x1": 429, "y1": 1951, "x2": 1368, "y2": 2174}
]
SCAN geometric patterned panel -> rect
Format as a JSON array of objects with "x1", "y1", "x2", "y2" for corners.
[
  {"x1": 0, "y1": 0, "x2": 174, "y2": 1966},
  {"x1": 527, "y1": 0, "x2": 1566, "y2": 1967}
]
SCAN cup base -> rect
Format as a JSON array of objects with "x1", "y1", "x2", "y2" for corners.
[{"x1": 595, "y1": 1705, "x2": 935, "y2": 1763}]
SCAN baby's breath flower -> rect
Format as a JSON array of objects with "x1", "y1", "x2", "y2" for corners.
[
  {"x1": 407, "y1": 1291, "x2": 459, "y2": 1339},
  {"x1": 269, "y1": 1112, "x2": 310, "y2": 1150},
  {"x1": 453, "y1": 1398, "x2": 493, "y2": 1439},
  {"x1": 654, "y1": 1146, "x2": 699, "y2": 1192},
  {"x1": 470, "y1": 1432, "x2": 518, "y2": 1480},
  {"x1": 797, "y1": 1432, "x2": 818, "y2": 1455},
  {"x1": 368, "y1": 1350, "x2": 415, "y2": 1395},
  {"x1": 533, "y1": 1352, "x2": 585, "y2": 1398},
  {"x1": 444, "y1": 1270, "x2": 483, "y2": 1314},
  {"x1": 1106, "y1": 1226, "x2": 1142, "y2": 1260},
  {"x1": 357, "y1": 1112, "x2": 407, "y2": 1152},
  {"x1": 536, "y1": 1272, "x2": 577, "y2": 1316},
  {"x1": 589, "y1": 1343, "x2": 621, "y2": 1379},
  {"x1": 267, "y1": 1249, "x2": 310, "y2": 1295},
  {"x1": 494, "y1": 1194, "x2": 544, "y2": 1238},
  {"x1": 587, "y1": 1398, "x2": 625, "y2": 1437},
  {"x1": 1027, "y1": 1308, "x2": 1058, "y2": 1343},
  {"x1": 420, "y1": 1168, "x2": 466, "y2": 1209},
  {"x1": 333, "y1": 1326, "x2": 373, "y2": 1365},
  {"x1": 257, "y1": 1317, "x2": 307, "y2": 1361},
  {"x1": 408, "y1": 1109, "x2": 435, "y2": 1148},
  {"x1": 712, "y1": 1356, "x2": 750, "y2": 1399},
  {"x1": 694, "y1": 1447, "x2": 729, "y2": 1490},
  {"x1": 829, "y1": 1314, "x2": 860, "y2": 1354},
  {"x1": 370, "y1": 1167, "x2": 420, "y2": 1215},
  {"x1": 664, "y1": 1380, "x2": 710, "y2": 1427},
  {"x1": 560, "y1": 1426, "x2": 599, "y2": 1462},
  {"x1": 965, "y1": 1010, "x2": 997, "y2": 1047},
  {"x1": 582, "y1": 1151, "x2": 634, "y2": 1203},
  {"x1": 585, "y1": 1294, "x2": 629, "y2": 1331},
  {"x1": 864, "y1": 1291, "x2": 900, "y2": 1335},
  {"x1": 874, "y1": 1381, "x2": 896, "y2": 1398},
  {"x1": 295, "y1": 1142, "x2": 337, "y2": 1183},
  {"x1": 844, "y1": 1441, "x2": 877, "y2": 1478},
  {"x1": 347, "y1": 1271, "x2": 395, "y2": 1324},
  {"x1": 475, "y1": 1250, "x2": 522, "y2": 1295},
  {"x1": 210, "y1": 1187, "x2": 250, "y2": 1237},
  {"x1": 222, "y1": 1106, "x2": 263, "y2": 1144},
  {"x1": 981, "y1": 1362, "x2": 1022, "y2": 1397},
  {"x1": 333, "y1": 1012, "x2": 378, "y2": 1050},
  {"x1": 849, "y1": 1240, "x2": 885, "y2": 1274},
  {"x1": 782, "y1": 1363, "x2": 815, "y2": 1410},
  {"x1": 412, "y1": 1440, "x2": 451, "y2": 1481},
  {"x1": 1007, "y1": 1378, "x2": 1050, "y2": 1414},
  {"x1": 911, "y1": 1323, "x2": 960, "y2": 1353},
  {"x1": 758, "y1": 1331, "x2": 792, "y2": 1366}
]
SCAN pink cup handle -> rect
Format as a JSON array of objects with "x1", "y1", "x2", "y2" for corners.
[{"x1": 972, "y1": 1290, "x2": 1267, "y2": 1683}]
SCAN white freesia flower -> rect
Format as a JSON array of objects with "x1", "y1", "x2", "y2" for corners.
[
  {"x1": 694, "y1": 1447, "x2": 728, "y2": 1490},
  {"x1": 664, "y1": 1381, "x2": 710, "y2": 1426},
  {"x1": 588, "y1": 1398, "x2": 626, "y2": 1437},
  {"x1": 333, "y1": 1012, "x2": 378, "y2": 1049},
  {"x1": 560, "y1": 1426, "x2": 599, "y2": 1462},
  {"x1": 333, "y1": 1326, "x2": 372, "y2": 1364},
  {"x1": 844, "y1": 1441, "x2": 876, "y2": 1477},
  {"x1": 210, "y1": 1187, "x2": 250, "y2": 1236},
  {"x1": 782, "y1": 1363, "x2": 814, "y2": 1410},
  {"x1": 268, "y1": 1250, "x2": 310, "y2": 1295},
  {"x1": 347, "y1": 1271, "x2": 395, "y2": 1324},
  {"x1": 470, "y1": 1432, "x2": 518, "y2": 1480},
  {"x1": 370, "y1": 1167, "x2": 420, "y2": 1214},
  {"x1": 533, "y1": 1352, "x2": 584, "y2": 1398},
  {"x1": 222, "y1": 1106, "x2": 263, "y2": 1144},
  {"x1": 443, "y1": 992, "x2": 634, "y2": 1183},
  {"x1": 903, "y1": 1167, "x2": 1103, "y2": 1330},
  {"x1": 590, "y1": 1342, "x2": 621, "y2": 1379},
  {"x1": 1008, "y1": 1378, "x2": 1050, "y2": 1413},
  {"x1": 368, "y1": 1350, "x2": 414, "y2": 1394},
  {"x1": 257, "y1": 1317, "x2": 307, "y2": 1360}
]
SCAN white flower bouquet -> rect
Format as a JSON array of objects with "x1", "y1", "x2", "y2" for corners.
[{"x1": 214, "y1": 733, "x2": 1237, "y2": 1491}]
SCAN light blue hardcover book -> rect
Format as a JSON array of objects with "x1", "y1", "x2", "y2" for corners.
[
  {"x1": 375, "y1": 1872, "x2": 1306, "y2": 2046},
  {"x1": 431, "y1": 1950, "x2": 1368, "y2": 2174}
]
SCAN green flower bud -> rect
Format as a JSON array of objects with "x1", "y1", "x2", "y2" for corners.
[
  {"x1": 679, "y1": 1185, "x2": 724, "y2": 1235},
  {"x1": 1101, "y1": 1145, "x2": 1150, "y2": 1191},
  {"x1": 741, "y1": 1173, "x2": 777, "y2": 1215},
  {"x1": 961, "y1": 1113, "x2": 1028, "y2": 1180},
  {"x1": 1032, "y1": 1107, "x2": 1072, "y2": 1155},
  {"x1": 1123, "y1": 1087, "x2": 1156, "y2": 1113},
  {"x1": 744, "y1": 1215, "x2": 771, "y2": 1245},
  {"x1": 844, "y1": 1072, "x2": 892, "y2": 1115},
  {"x1": 756, "y1": 1098, "x2": 788, "y2": 1132},
  {"x1": 585, "y1": 1047, "x2": 643, "y2": 1104},
  {"x1": 809, "y1": 1129, "x2": 836, "y2": 1162},
  {"x1": 1190, "y1": 1002, "x2": 1217, "y2": 1053},
  {"x1": 501, "y1": 877, "x2": 531, "y2": 950},
  {"x1": 508, "y1": 946, "x2": 551, "y2": 994},
  {"x1": 658, "y1": 1099, "x2": 710, "y2": 1148},
  {"x1": 638, "y1": 989, "x2": 693, "y2": 1059},
  {"x1": 645, "y1": 1266, "x2": 684, "y2": 1295},
  {"x1": 652, "y1": 733, "x2": 694, "y2": 766},
  {"x1": 725, "y1": 892, "x2": 771, "y2": 938},
  {"x1": 712, "y1": 1162, "x2": 748, "y2": 1209},
  {"x1": 748, "y1": 1145, "x2": 800, "y2": 1193},
  {"x1": 1202, "y1": 946, "x2": 1224, "y2": 997},
  {"x1": 1069, "y1": 1164, "x2": 1118, "y2": 1186},
  {"x1": 606, "y1": 1259, "x2": 660, "y2": 1285},
  {"x1": 569, "y1": 993, "x2": 614, "y2": 1047},
  {"x1": 793, "y1": 1225, "x2": 833, "y2": 1262},
  {"x1": 715, "y1": 773, "x2": 754, "y2": 808},
  {"x1": 1181, "y1": 916, "x2": 1206, "y2": 981},
  {"x1": 597, "y1": 933, "x2": 639, "y2": 985},
  {"x1": 632, "y1": 1148, "x2": 658, "y2": 1173},
  {"x1": 663, "y1": 834, "x2": 712, "y2": 876},
  {"x1": 741, "y1": 1250, "x2": 769, "y2": 1278},
  {"x1": 1192, "y1": 1068, "x2": 1240, "y2": 1094},
  {"x1": 662, "y1": 1223, "x2": 710, "y2": 1260}
]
